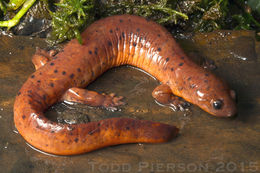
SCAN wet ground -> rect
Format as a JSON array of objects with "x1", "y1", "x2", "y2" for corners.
[{"x1": 0, "y1": 30, "x2": 259, "y2": 173}]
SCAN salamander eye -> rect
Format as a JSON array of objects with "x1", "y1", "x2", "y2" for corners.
[{"x1": 213, "y1": 100, "x2": 223, "y2": 110}]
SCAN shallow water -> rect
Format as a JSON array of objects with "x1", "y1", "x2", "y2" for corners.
[{"x1": 0, "y1": 30, "x2": 259, "y2": 173}]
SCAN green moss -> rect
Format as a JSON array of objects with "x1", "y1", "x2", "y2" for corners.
[
  {"x1": 0, "y1": 0, "x2": 259, "y2": 42},
  {"x1": 48, "y1": 0, "x2": 95, "y2": 44}
]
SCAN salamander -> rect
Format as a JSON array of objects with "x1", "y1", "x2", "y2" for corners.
[{"x1": 14, "y1": 15, "x2": 236, "y2": 155}]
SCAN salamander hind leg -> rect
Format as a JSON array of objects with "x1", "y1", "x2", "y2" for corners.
[
  {"x1": 152, "y1": 84, "x2": 190, "y2": 111},
  {"x1": 61, "y1": 88, "x2": 125, "y2": 111},
  {"x1": 32, "y1": 48, "x2": 57, "y2": 70}
]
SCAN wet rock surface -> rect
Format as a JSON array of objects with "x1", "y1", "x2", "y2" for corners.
[{"x1": 0, "y1": 30, "x2": 259, "y2": 173}]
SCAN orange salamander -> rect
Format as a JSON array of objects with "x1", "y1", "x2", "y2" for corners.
[{"x1": 14, "y1": 15, "x2": 236, "y2": 155}]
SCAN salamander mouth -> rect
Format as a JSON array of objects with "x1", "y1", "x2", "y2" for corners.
[{"x1": 213, "y1": 101, "x2": 237, "y2": 117}]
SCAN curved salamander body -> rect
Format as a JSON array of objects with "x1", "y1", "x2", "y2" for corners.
[{"x1": 14, "y1": 15, "x2": 236, "y2": 155}]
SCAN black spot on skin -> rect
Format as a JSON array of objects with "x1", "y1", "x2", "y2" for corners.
[
  {"x1": 22, "y1": 115, "x2": 26, "y2": 119},
  {"x1": 94, "y1": 47, "x2": 98, "y2": 55},
  {"x1": 54, "y1": 69, "x2": 58, "y2": 73},
  {"x1": 62, "y1": 71, "x2": 66, "y2": 75},
  {"x1": 28, "y1": 90, "x2": 32, "y2": 93},
  {"x1": 91, "y1": 71, "x2": 94, "y2": 77},
  {"x1": 31, "y1": 75, "x2": 35, "y2": 78},
  {"x1": 69, "y1": 132, "x2": 73, "y2": 136},
  {"x1": 166, "y1": 57, "x2": 169, "y2": 62},
  {"x1": 109, "y1": 29, "x2": 113, "y2": 33},
  {"x1": 204, "y1": 80, "x2": 208, "y2": 83},
  {"x1": 74, "y1": 138, "x2": 79, "y2": 143},
  {"x1": 17, "y1": 92, "x2": 21, "y2": 96},
  {"x1": 77, "y1": 68, "x2": 81, "y2": 72},
  {"x1": 187, "y1": 77, "x2": 192, "y2": 81},
  {"x1": 145, "y1": 18, "x2": 151, "y2": 22},
  {"x1": 97, "y1": 123, "x2": 100, "y2": 127},
  {"x1": 39, "y1": 72, "x2": 42, "y2": 75},
  {"x1": 205, "y1": 73, "x2": 209, "y2": 76},
  {"x1": 133, "y1": 42, "x2": 137, "y2": 47},
  {"x1": 126, "y1": 126, "x2": 130, "y2": 130},
  {"x1": 81, "y1": 80, "x2": 86, "y2": 85},
  {"x1": 35, "y1": 100, "x2": 42, "y2": 106},
  {"x1": 122, "y1": 32, "x2": 125, "y2": 38},
  {"x1": 50, "y1": 62, "x2": 54, "y2": 66},
  {"x1": 108, "y1": 41, "x2": 112, "y2": 46},
  {"x1": 89, "y1": 50, "x2": 92, "y2": 55},
  {"x1": 50, "y1": 83, "x2": 54, "y2": 87},
  {"x1": 136, "y1": 28, "x2": 140, "y2": 32},
  {"x1": 179, "y1": 62, "x2": 184, "y2": 66},
  {"x1": 158, "y1": 34, "x2": 161, "y2": 37},
  {"x1": 37, "y1": 80, "x2": 41, "y2": 83},
  {"x1": 27, "y1": 94, "x2": 33, "y2": 98},
  {"x1": 181, "y1": 57, "x2": 185, "y2": 59},
  {"x1": 157, "y1": 48, "x2": 161, "y2": 52},
  {"x1": 116, "y1": 27, "x2": 119, "y2": 31},
  {"x1": 51, "y1": 131, "x2": 54, "y2": 133},
  {"x1": 119, "y1": 19, "x2": 123, "y2": 23},
  {"x1": 46, "y1": 144, "x2": 48, "y2": 147},
  {"x1": 171, "y1": 68, "x2": 174, "y2": 71},
  {"x1": 119, "y1": 36, "x2": 122, "y2": 41},
  {"x1": 70, "y1": 74, "x2": 74, "y2": 79},
  {"x1": 43, "y1": 95, "x2": 47, "y2": 101}
]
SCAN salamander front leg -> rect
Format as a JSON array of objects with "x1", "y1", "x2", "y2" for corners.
[
  {"x1": 152, "y1": 84, "x2": 190, "y2": 111},
  {"x1": 61, "y1": 88, "x2": 125, "y2": 111},
  {"x1": 32, "y1": 48, "x2": 57, "y2": 70}
]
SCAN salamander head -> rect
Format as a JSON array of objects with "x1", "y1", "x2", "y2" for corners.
[
  {"x1": 190, "y1": 76, "x2": 237, "y2": 117},
  {"x1": 173, "y1": 69, "x2": 237, "y2": 117},
  {"x1": 201, "y1": 88, "x2": 237, "y2": 117}
]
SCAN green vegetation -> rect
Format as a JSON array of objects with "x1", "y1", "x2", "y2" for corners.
[
  {"x1": 49, "y1": 0, "x2": 95, "y2": 44},
  {"x1": 0, "y1": 0, "x2": 36, "y2": 30},
  {"x1": 0, "y1": 0, "x2": 259, "y2": 43}
]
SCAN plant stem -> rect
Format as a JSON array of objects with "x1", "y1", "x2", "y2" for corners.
[{"x1": 0, "y1": 0, "x2": 36, "y2": 30}]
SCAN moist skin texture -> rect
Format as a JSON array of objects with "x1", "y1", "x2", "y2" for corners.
[{"x1": 14, "y1": 15, "x2": 236, "y2": 155}]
